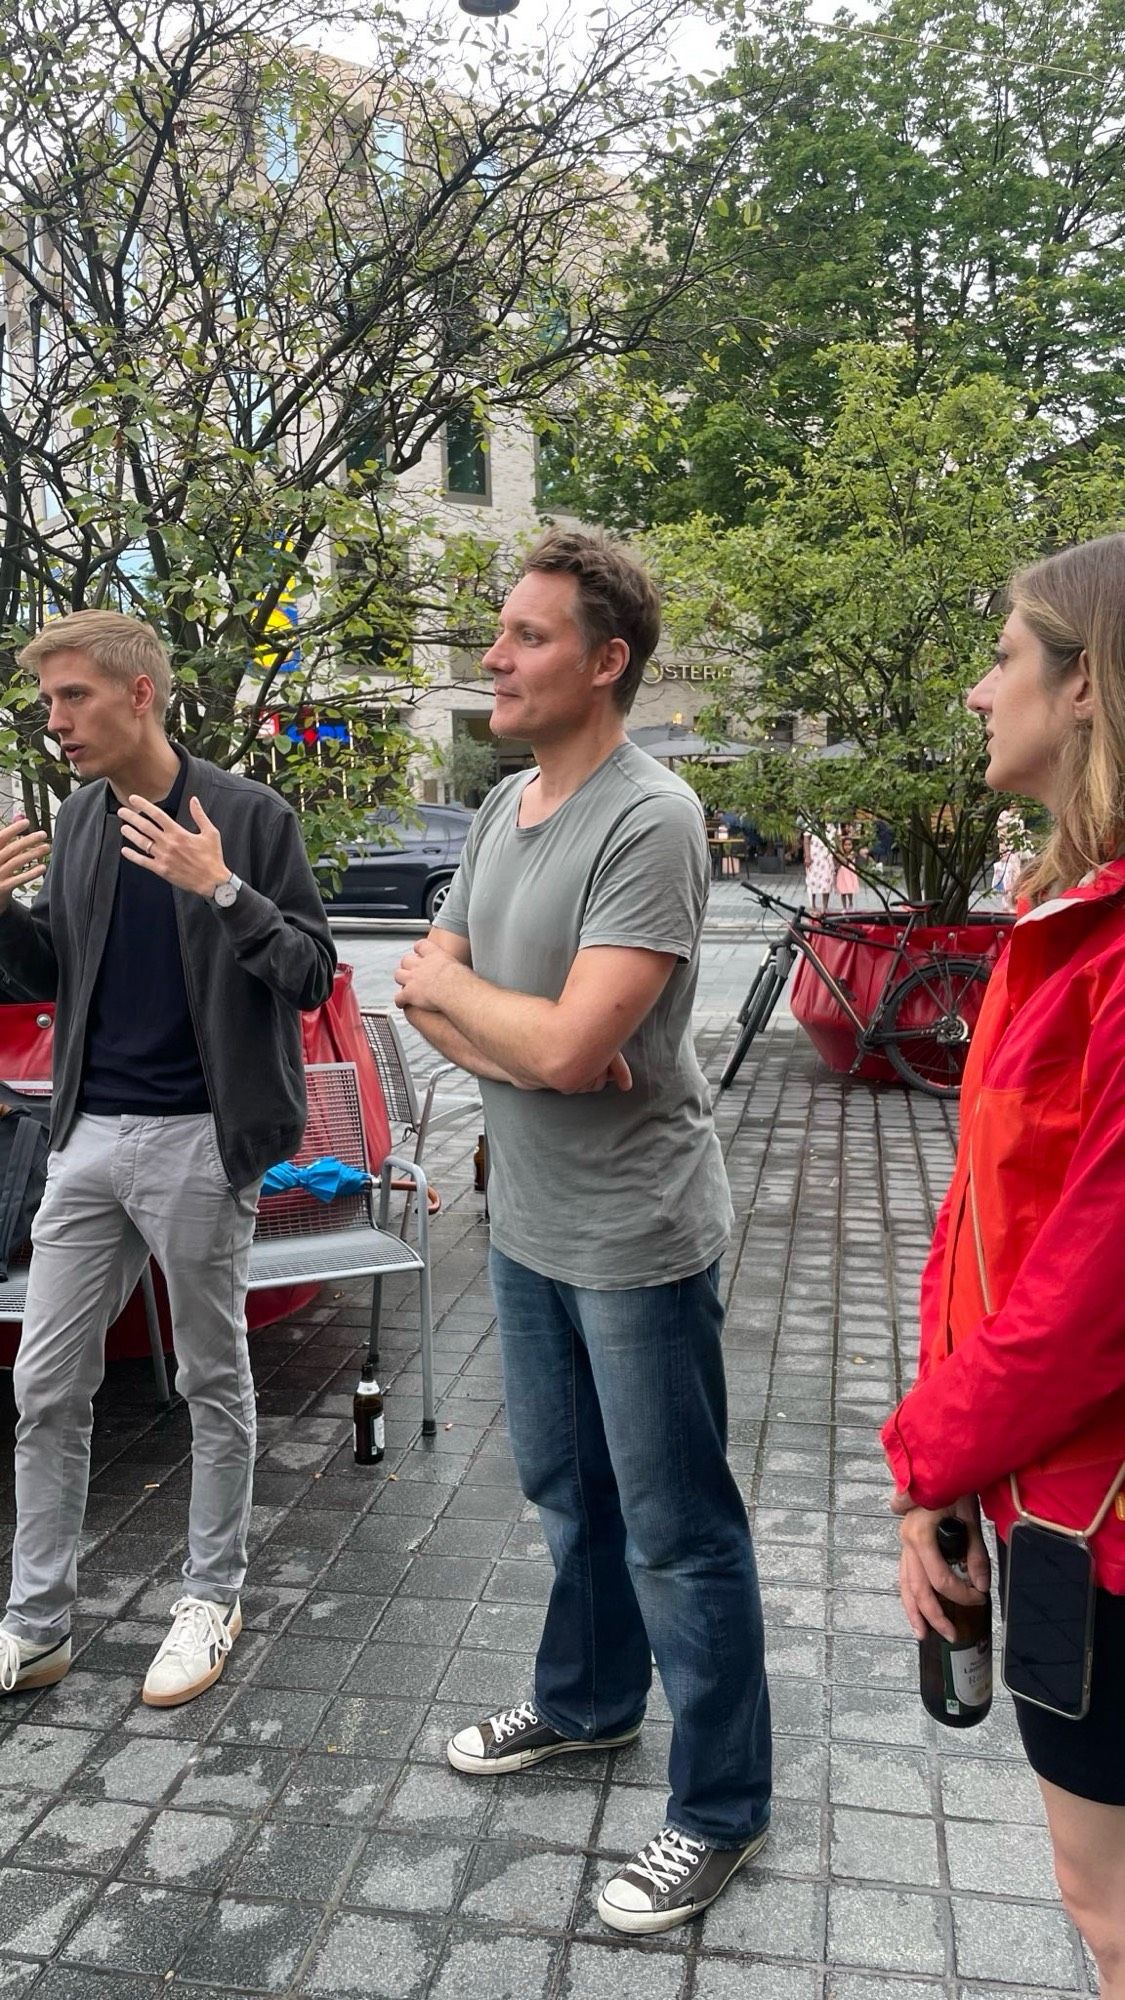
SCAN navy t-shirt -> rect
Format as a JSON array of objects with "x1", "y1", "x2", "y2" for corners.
[{"x1": 80, "y1": 764, "x2": 211, "y2": 1116}]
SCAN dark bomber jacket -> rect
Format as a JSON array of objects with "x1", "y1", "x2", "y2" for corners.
[{"x1": 0, "y1": 747, "x2": 337, "y2": 1189}]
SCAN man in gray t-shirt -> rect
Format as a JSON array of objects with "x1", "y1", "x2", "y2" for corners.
[{"x1": 394, "y1": 527, "x2": 770, "y2": 1935}]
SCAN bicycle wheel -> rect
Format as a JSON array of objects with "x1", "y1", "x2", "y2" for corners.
[
  {"x1": 879, "y1": 956, "x2": 991, "y2": 1096},
  {"x1": 720, "y1": 962, "x2": 785, "y2": 1091},
  {"x1": 737, "y1": 947, "x2": 775, "y2": 1026}
]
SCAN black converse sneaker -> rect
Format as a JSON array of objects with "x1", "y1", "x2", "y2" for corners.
[
  {"x1": 597, "y1": 1822, "x2": 769, "y2": 1934},
  {"x1": 447, "y1": 1699, "x2": 642, "y2": 1775}
]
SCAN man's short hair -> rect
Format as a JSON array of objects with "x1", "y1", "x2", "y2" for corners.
[
  {"x1": 18, "y1": 610, "x2": 173, "y2": 722},
  {"x1": 521, "y1": 526, "x2": 661, "y2": 712}
]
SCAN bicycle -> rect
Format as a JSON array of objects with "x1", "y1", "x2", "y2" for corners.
[{"x1": 719, "y1": 885, "x2": 1002, "y2": 1097}]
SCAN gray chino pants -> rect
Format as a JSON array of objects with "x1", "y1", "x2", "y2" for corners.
[{"x1": 3, "y1": 1113, "x2": 261, "y2": 1645}]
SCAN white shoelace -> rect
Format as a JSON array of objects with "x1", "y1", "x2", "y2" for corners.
[
  {"x1": 624, "y1": 1827, "x2": 707, "y2": 1894},
  {"x1": 489, "y1": 1700, "x2": 539, "y2": 1743},
  {"x1": 154, "y1": 1596, "x2": 233, "y2": 1666},
  {"x1": 0, "y1": 1631, "x2": 23, "y2": 1693}
]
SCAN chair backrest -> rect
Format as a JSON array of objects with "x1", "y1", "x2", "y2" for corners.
[
  {"x1": 360, "y1": 1008, "x2": 421, "y2": 1128},
  {"x1": 254, "y1": 1062, "x2": 372, "y2": 1243}
]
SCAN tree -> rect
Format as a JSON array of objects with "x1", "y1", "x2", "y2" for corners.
[
  {"x1": 648, "y1": 346, "x2": 1125, "y2": 918},
  {"x1": 551, "y1": 0, "x2": 1125, "y2": 529},
  {"x1": 0, "y1": 0, "x2": 719, "y2": 849}
]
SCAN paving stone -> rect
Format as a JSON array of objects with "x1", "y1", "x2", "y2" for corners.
[
  {"x1": 940, "y1": 1759, "x2": 1047, "y2": 1825},
  {"x1": 27, "y1": 1676, "x2": 137, "y2": 1733},
  {"x1": 489, "y1": 1776, "x2": 602, "y2": 1848},
  {"x1": 831, "y1": 1807, "x2": 940, "y2": 1887},
  {"x1": 215, "y1": 1687, "x2": 328, "y2": 1750},
  {"x1": 951, "y1": 1895, "x2": 1078, "y2": 1986},
  {"x1": 21, "y1": 1800, "x2": 148, "y2": 1876},
  {"x1": 0, "y1": 1867, "x2": 96, "y2": 1957},
  {"x1": 383, "y1": 1764, "x2": 494, "y2": 1834},
  {"x1": 0, "y1": 1788, "x2": 49, "y2": 1862},
  {"x1": 348, "y1": 1832, "x2": 471, "y2": 1914},
  {"x1": 827, "y1": 1885, "x2": 948, "y2": 1975},
  {"x1": 168, "y1": 1745, "x2": 293, "y2": 1814},
  {"x1": 80, "y1": 1737, "x2": 198, "y2": 1805},
  {"x1": 829, "y1": 1744, "x2": 931, "y2": 1816},
  {"x1": 182, "y1": 1896, "x2": 323, "y2": 1991},
  {"x1": 0, "y1": 1965, "x2": 39, "y2": 1998},
  {"x1": 24, "y1": 1973, "x2": 158, "y2": 2000},
  {"x1": 300, "y1": 1913, "x2": 441, "y2": 1996},
  {"x1": 432, "y1": 1932, "x2": 556, "y2": 2000},
  {"x1": 560, "y1": 1941, "x2": 683, "y2": 1999},
  {"x1": 945, "y1": 1817, "x2": 1058, "y2": 1899},
  {"x1": 825, "y1": 1974, "x2": 943, "y2": 1998},
  {"x1": 269, "y1": 1752, "x2": 400, "y2": 1824},
  {"x1": 459, "y1": 1841, "x2": 585, "y2": 1929},
  {"x1": 701, "y1": 1874, "x2": 827, "y2": 1960},
  {"x1": 119, "y1": 1809, "x2": 246, "y2": 1888},
  {"x1": 230, "y1": 1820, "x2": 359, "y2": 1901},
  {"x1": 59, "y1": 1881, "x2": 205, "y2": 1972},
  {"x1": 693, "y1": 1963, "x2": 819, "y2": 2000},
  {"x1": 314, "y1": 1694, "x2": 427, "y2": 1758},
  {"x1": 341, "y1": 1642, "x2": 452, "y2": 1700},
  {"x1": 0, "y1": 1728, "x2": 102, "y2": 1794}
]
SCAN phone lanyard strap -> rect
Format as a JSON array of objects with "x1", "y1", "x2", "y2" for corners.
[{"x1": 969, "y1": 1155, "x2": 1125, "y2": 1543}]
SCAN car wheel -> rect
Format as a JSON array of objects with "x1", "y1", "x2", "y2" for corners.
[{"x1": 424, "y1": 876, "x2": 454, "y2": 921}]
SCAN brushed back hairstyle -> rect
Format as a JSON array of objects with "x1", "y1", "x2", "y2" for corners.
[
  {"x1": 18, "y1": 610, "x2": 173, "y2": 720},
  {"x1": 520, "y1": 526, "x2": 661, "y2": 712},
  {"x1": 1008, "y1": 534, "x2": 1125, "y2": 903}
]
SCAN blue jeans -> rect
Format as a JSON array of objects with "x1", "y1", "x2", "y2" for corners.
[{"x1": 490, "y1": 1247, "x2": 771, "y2": 1849}]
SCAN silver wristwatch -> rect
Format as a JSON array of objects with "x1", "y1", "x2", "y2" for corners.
[{"x1": 212, "y1": 872, "x2": 243, "y2": 909}]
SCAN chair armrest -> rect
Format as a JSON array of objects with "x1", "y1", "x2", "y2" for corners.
[{"x1": 378, "y1": 1151, "x2": 432, "y2": 1259}]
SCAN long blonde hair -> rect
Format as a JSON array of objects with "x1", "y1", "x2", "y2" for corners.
[{"x1": 1008, "y1": 534, "x2": 1125, "y2": 903}]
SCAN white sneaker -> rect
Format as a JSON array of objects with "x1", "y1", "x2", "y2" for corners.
[
  {"x1": 142, "y1": 1596, "x2": 241, "y2": 1708},
  {"x1": 0, "y1": 1630, "x2": 71, "y2": 1696}
]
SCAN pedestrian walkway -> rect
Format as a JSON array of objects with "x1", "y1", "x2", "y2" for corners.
[{"x1": 0, "y1": 922, "x2": 1086, "y2": 1999}]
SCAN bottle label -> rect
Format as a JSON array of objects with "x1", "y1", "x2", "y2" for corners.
[
  {"x1": 945, "y1": 1637, "x2": 992, "y2": 1709},
  {"x1": 373, "y1": 1413, "x2": 385, "y2": 1454}
]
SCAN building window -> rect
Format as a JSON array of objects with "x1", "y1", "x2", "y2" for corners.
[
  {"x1": 443, "y1": 413, "x2": 490, "y2": 502},
  {"x1": 371, "y1": 118, "x2": 404, "y2": 180},
  {"x1": 261, "y1": 100, "x2": 299, "y2": 185}
]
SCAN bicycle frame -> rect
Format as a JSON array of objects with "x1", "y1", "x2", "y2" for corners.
[{"x1": 745, "y1": 886, "x2": 946, "y2": 1061}]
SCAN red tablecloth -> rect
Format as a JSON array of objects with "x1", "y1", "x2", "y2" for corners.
[{"x1": 0, "y1": 963, "x2": 388, "y2": 1363}]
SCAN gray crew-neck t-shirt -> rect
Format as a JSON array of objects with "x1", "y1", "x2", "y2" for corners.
[{"x1": 434, "y1": 741, "x2": 734, "y2": 1289}]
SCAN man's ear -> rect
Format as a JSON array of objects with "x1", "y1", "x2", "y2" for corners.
[
  {"x1": 131, "y1": 673, "x2": 158, "y2": 720},
  {"x1": 591, "y1": 638, "x2": 630, "y2": 692}
]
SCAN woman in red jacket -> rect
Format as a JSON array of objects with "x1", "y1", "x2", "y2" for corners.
[{"x1": 882, "y1": 533, "x2": 1125, "y2": 1997}]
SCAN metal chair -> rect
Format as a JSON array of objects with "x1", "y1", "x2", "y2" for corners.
[
  {"x1": 360, "y1": 1008, "x2": 456, "y2": 1236},
  {"x1": 247, "y1": 1060, "x2": 437, "y2": 1434}
]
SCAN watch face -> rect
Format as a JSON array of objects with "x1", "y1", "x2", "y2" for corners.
[{"x1": 214, "y1": 877, "x2": 238, "y2": 908}]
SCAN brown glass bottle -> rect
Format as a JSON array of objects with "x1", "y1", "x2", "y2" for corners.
[
  {"x1": 918, "y1": 1516, "x2": 993, "y2": 1728},
  {"x1": 353, "y1": 1363, "x2": 385, "y2": 1465}
]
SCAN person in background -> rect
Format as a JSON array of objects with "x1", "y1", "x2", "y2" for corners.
[
  {"x1": 0, "y1": 611, "x2": 335, "y2": 1708},
  {"x1": 803, "y1": 824, "x2": 834, "y2": 912},
  {"x1": 835, "y1": 824, "x2": 859, "y2": 910},
  {"x1": 882, "y1": 535, "x2": 1125, "y2": 1996}
]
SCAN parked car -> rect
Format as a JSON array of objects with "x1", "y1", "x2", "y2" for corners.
[{"x1": 318, "y1": 805, "x2": 473, "y2": 921}]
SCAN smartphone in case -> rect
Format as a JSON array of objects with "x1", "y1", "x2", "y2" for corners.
[{"x1": 1001, "y1": 1519, "x2": 1097, "y2": 1720}]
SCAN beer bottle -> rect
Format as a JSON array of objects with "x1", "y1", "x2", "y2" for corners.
[
  {"x1": 918, "y1": 1516, "x2": 992, "y2": 1727},
  {"x1": 353, "y1": 1363, "x2": 385, "y2": 1465}
]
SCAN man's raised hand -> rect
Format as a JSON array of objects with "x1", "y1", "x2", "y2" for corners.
[{"x1": 0, "y1": 818, "x2": 50, "y2": 913}]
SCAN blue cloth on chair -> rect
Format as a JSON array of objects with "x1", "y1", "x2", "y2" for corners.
[{"x1": 261, "y1": 1156, "x2": 370, "y2": 1201}]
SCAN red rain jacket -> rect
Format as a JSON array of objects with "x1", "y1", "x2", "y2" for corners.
[{"x1": 881, "y1": 857, "x2": 1125, "y2": 1592}]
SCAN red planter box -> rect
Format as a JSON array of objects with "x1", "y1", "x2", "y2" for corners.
[
  {"x1": 789, "y1": 915, "x2": 1011, "y2": 1082},
  {"x1": 0, "y1": 964, "x2": 389, "y2": 1364}
]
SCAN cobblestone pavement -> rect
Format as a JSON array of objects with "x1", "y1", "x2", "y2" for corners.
[{"x1": 0, "y1": 877, "x2": 1086, "y2": 2000}]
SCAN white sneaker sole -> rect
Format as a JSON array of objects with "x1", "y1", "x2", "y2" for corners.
[
  {"x1": 1, "y1": 1649, "x2": 71, "y2": 1695},
  {"x1": 141, "y1": 1605, "x2": 242, "y2": 1708},
  {"x1": 447, "y1": 1721, "x2": 642, "y2": 1777},
  {"x1": 597, "y1": 1827, "x2": 769, "y2": 1935}
]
